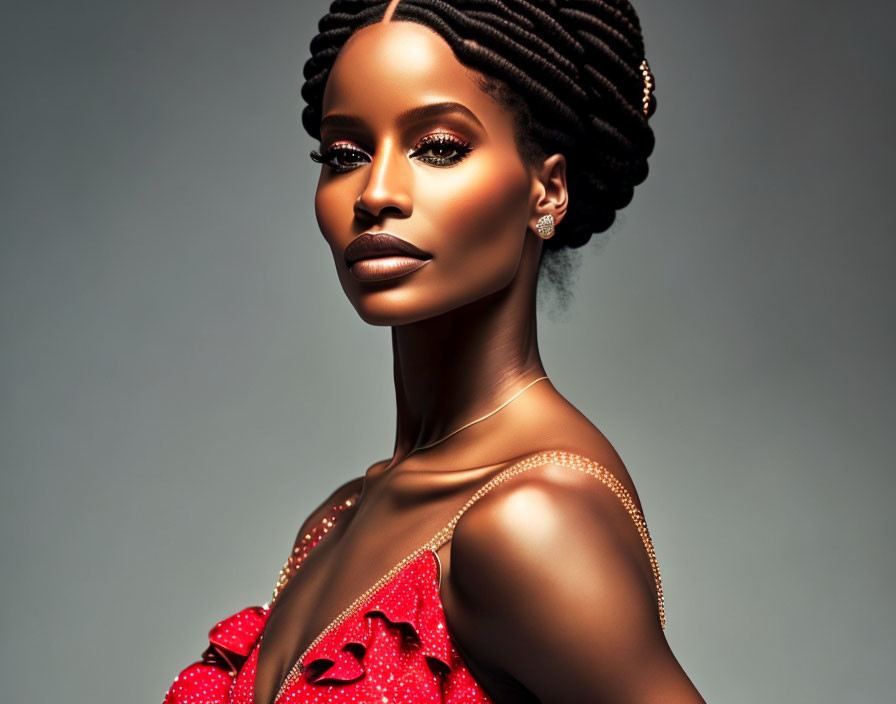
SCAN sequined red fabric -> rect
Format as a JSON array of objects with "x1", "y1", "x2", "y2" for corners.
[
  {"x1": 165, "y1": 450, "x2": 666, "y2": 703},
  {"x1": 164, "y1": 550, "x2": 494, "y2": 704}
]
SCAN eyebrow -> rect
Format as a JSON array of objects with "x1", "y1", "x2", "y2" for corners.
[{"x1": 320, "y1": 101, "x2": 485, "y2": 133}]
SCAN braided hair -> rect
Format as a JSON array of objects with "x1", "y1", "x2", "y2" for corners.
[{"x1": 301, "y1": 0, "x2": 655, "y2": 253}]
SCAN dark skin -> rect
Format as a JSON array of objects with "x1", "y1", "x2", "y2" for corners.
[{"x1": 254, "y1": 17, "x2": 703, "y2": 704}]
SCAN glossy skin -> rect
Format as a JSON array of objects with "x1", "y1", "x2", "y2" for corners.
[
  {"x1": 314, "y1": 27, "x2": 551, "y2": 327},
  {"x1": 253, "y1": 17, "x2": 703, "y2": 704}
]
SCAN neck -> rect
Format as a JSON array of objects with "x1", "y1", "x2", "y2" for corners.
[{"x1": 388, "y1": 249, "x2": 546, "y2": 466}]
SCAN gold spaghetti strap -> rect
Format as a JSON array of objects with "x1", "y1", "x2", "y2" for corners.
[
  {"x1": 273, "y1": 450, "x2": 665, "y2": 702},
  {"x1": 270, "y1": 493, "x2": 360, "y2": 604},
  {"x1": 427, "y1": 450, "x2": 665, "y2": 627}
]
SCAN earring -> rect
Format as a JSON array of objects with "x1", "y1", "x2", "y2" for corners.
[{"x1": 536, "y1": 214, "x2": 555, "y2": 240}]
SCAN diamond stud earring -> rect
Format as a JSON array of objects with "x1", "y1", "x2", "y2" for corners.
[{"x1": 536, "y1": 214, "x2": 555, "y2": 240}]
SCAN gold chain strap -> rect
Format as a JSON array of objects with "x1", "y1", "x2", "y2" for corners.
[
  {"x1": 270, "y1": 495, "x2": 359, "y2": 604},
  {"x1": 273, "y1": 449, "x2": 665, "y2": 702}
]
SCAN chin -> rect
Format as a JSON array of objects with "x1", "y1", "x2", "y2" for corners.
[
  {"x1": 355, "y1": 308, "x2": 427, "y2": 327},
  {"x1": 346, "y1": 290, "x2": 453, "y2": 327},
  {"x1": 345, "y1": 279, "x2": 513, "y2": 327}
]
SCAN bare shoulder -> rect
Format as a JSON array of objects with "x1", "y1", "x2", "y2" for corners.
[
  {"x1": 445, "y1": 446, "x2": 703, "y2": 703},
  {"x1": 512, "y1": 390, "x2": 644, "y2": 505},
  {"x1": 449, "y1": 449, "x2": 655, "y2": 617},
  {"x1": 450, "y1": 417, "x2": 649, "y2": 582},
  {"x1": 290, "y1": 474, "x2": 365, "y2": 547}
]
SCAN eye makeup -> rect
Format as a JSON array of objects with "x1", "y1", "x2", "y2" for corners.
[
  {"x1": 409, "y1": 132, "x2": 472, "y2": 167},
  {"x1": 310, "y1": 140, "x2": 369, "y2": 172},
  {"x1": 311, "y1": 129, "x2": 474, "y2": 172}
]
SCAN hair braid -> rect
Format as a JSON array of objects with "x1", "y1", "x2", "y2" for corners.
[
  {"x1": 301, "y1": 0, "x2": 656, "y2": 251},
  {"x1": 566, "y1": 0, "x2": 641, "y2": 54},
  {"x1": 395, "y1": 5, "x2": 588, "y2": 128}
]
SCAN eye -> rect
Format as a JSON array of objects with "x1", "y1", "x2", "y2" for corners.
[
  {"x1": 310, "y1": 141, "x2": 370, "y2": 172},
  {"x1": 410, "y1": 133, "x2": 472, "y2": 167}
]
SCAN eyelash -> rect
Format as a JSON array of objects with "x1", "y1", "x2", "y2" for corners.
[{"x1": 310, "y1": 132, "x2": 473, "y2": 172}]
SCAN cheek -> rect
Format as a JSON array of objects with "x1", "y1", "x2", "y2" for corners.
[
  {"x1": 419, "y1": 157, "x2": 530, "y2": 279},
  {"x1": 314, "y1": 175, "x2": 351, "y2": 254}
]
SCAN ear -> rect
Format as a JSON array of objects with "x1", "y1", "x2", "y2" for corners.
[{"x1": 528, "y1": 153, "x2": 569, "y2": 236}]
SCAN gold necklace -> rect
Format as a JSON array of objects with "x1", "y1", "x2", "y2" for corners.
[
  {"x1": 270, "y1": 375, "x2": 549, "y2": 604},
  {"x1": 405, "y1": 375, "x2": 549, "y2": 457},
  {"x1": 269, "y1": 375, "x2": 550, "y2": 701}
]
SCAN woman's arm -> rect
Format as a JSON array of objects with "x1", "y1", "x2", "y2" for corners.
[{"x1": 447, "y1": 462, "x2": 703, "y2": 704}]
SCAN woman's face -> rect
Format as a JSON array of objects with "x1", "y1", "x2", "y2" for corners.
[{"x1": 314, "y1": 20, "x2": 542, "y2": 326}]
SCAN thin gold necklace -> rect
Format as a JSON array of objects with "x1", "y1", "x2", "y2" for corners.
[
  {"x1": 405, "y1": 375, "x2": 549, "y2": 458},
  {"x1": 270, "y1": 375, "x2": 550, "y2": 604},
  {"x1": 271, "y1": 374, "x2": 551, "y2": 701}
]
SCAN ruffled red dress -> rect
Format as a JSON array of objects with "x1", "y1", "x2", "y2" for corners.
[{"x1": 163, "y1": 451, "x2": 665, "y2": 704}]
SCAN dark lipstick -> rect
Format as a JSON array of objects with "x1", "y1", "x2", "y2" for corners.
[{"x1": 344, "y1": 232, "x2": 432, "y2": 282}]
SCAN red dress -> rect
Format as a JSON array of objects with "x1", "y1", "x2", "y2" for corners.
[{"x1": 163, "y1": 451, "x2": 665, "y2": 704}]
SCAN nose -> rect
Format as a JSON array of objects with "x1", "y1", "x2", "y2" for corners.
[{"x1": 354, "y1": 139, "x2": 413, "y2": 220}]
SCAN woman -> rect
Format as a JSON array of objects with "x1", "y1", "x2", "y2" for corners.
[{"x1": 165, "y1": 0, "x2": 702, "y2": 702}]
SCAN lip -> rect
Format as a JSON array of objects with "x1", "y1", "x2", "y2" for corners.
[
  {"x1": 349, "y1": 256, "x2": 431, "y2": 282},
  {"x1": 344, "y1": 232, "x2": 432, "y2": 266},
  {"x1": 344, "y1": 232, "x2": 433, "y2": 282}
]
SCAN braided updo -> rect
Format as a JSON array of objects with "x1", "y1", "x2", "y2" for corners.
[{"x1": 301, "y1": 0, "x2": 655, "y2": 252}]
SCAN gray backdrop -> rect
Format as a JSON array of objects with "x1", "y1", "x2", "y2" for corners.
[{"x1": 2, "y1": 1, "x2": 893, "y2": 702}]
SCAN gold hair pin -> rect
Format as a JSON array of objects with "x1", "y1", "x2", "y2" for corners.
[{"x1": 639, "y1": 59, "x2": 654, "y2": 116}]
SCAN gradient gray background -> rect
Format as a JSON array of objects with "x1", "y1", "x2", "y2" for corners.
[{"x1": 2, "y1": 1, "x2": 893, "y2": 701}]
